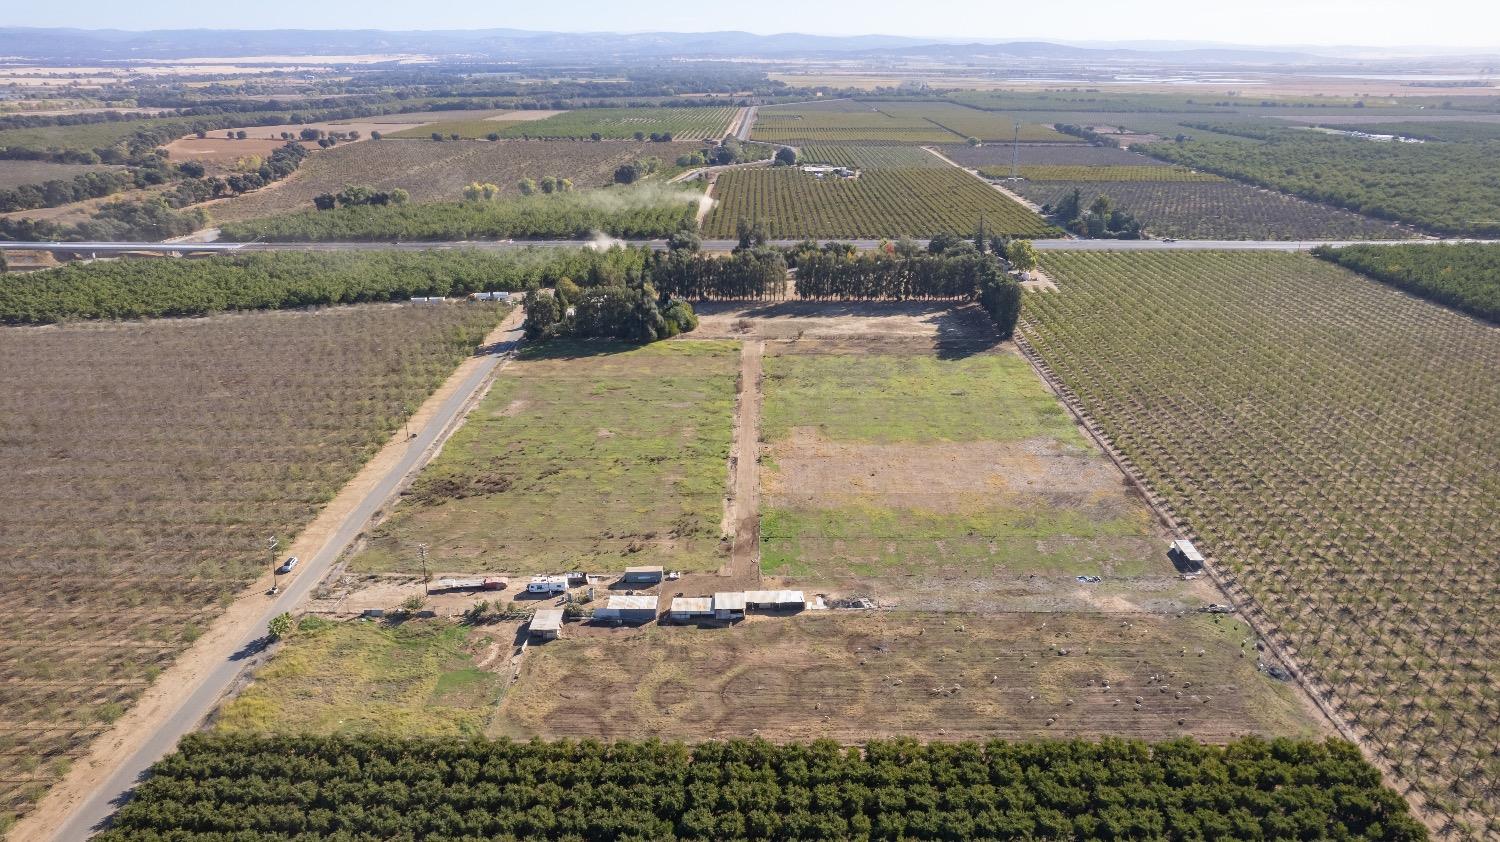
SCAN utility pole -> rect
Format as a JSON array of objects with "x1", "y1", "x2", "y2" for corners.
[
  {"x1": 1011, "y1": 121, "x2": 1020, "y2": 180},
  {"x1": 418, "y1": 543, "x2": 429, "y2": 595},
  {"x1": 267, "y1": 535, "x2": 279, "y2": 593}
]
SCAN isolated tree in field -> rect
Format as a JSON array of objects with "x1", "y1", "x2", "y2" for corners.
[
  {"x1": 774, "y1": 146, "x2": 797, "y2": 166},
  {"x1": 1005, "y1": 239, "x2": 1038, "y2": 271},
  {"x1": 370, "y1": 130, "x2": 382, "y2": 140},
  {"x1": 486, "y1": 132, "x2": 500, "y2": 141},
  {"x1": 196, "y1": 130, "x2": 208, "y2": 139},
  {"x1": 966, "y1": 136, "x2": 981, "y2": 146},
  {"x1": 235, "y1": 131, "x2": 248, "y2": 140},
  {"x1": 518, "y1": 178, "x2": 538, "y2": 196},
  {"x1": 558, "y1": 178, "x2": 573, "y2": 193},
  {"x1": 614, "y1": 163, "x2": 641, "y2": 185},
  {"x1": 591, "y1": 132, "x2": 603, "y2": 142},
  {"x1": 634, "y1": 131, "x2": 647, "y2": 141},
  {"x1": 266, "y1": 612, "x2": 293, "y2": 641},
  {"x1": 540, "y1": 176, "x2": 558, "y2": 195},
  {"x1": 300, "y1": 128, "x2": 321, "y2": 141},
  {"x1": 1054, "y1": 188, "x2": 1084, "y2": 223},
  {"x1": 431, "y1": 132, "x2": 444, "y2": 142},
  {"x1": 463, "y1": 182, "x2": 500, "y2": 201},
  {"x1": 313, "y1": 193, "x2": 337, "y2": 211}
]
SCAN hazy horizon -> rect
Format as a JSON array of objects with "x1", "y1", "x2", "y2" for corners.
[{"x1": 5, "y1": 0, "x2": 1500, "y2": 51}]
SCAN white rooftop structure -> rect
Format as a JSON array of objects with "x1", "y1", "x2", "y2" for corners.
[
  {"x1": 713, "y1": 592, "x2": 747, "y2": 611},
  {"x1": 670, "y1": 597, "x2": 712, "y2": 614},
  {"x1": 604, "y1": 594, "x2": 659, "y2": 611},
  {"x1": 744, "y1": 590, "x2": 806, "y2": 607},
  {"x1": 530, "y1": 608, "x2": 564, "y2": 633}
]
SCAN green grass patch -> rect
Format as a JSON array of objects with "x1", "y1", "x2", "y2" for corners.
[
  {"x1": 761, "y1": 351, "x2": 1082, "y2": 444},
  {"x1": 216, "y1": 621, "x2": 499, "y2": 738},
  {"x1": 352, "y1": 339, "x2": 739, "y2": 575}
]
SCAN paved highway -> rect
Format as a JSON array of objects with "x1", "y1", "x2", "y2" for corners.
[
  {"x1": 2, "y1": 237, "x2": 1491, "y2": 256},
  {"x1": 49, "y1": 316, "x2": 525, "y2": 841}
]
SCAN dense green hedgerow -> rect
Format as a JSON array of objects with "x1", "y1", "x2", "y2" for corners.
[
  {"x1": 98, "y1": 733, "x2": 1424, "y2": 841},
  {"x1": 0, "y1": 248, "x2": 652, "y2": 323},
  {"x1": 218, "y1": 186, "x2": 701, "y2": 242},
  {"x1": 1315, "y1": 242, "x2": 1500, "y2": 322}
]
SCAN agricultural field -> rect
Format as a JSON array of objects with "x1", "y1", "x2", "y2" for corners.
[
  {"x1": 872, "y1": 101, "x2": 1075, "y2": 143},
  {"x1": 798, "y1": 144, "x2": 948, "y2": 168},
  {"x1": 1000, "y1": 165, "x2": 1223, "y2": 182},
  {"x1": 348, "y1": 339, "x2": 739, "y2": 576},
  {"x1": 1316, "y1": 242, "x2": 1500, "y2": 322},
  {"x1": 940, "y1": 142, "x2": 1171, "y2": 168},
  {"x1": 1142, "y1": 131, "x2": 1500, "y2": 236},
  {"x1": 751, "y1": 103, "x2": 961, "y2": 144},
  {"x1": 392, "y1": 107, "x2": 737, "y2": 141},
  {"x1": 205, "y1": 139, "x2": 704, "y2": 223},
  {"x1": 99, "y1": 733, "x2": 1423, "y2": 842},
  {"x1": 0, "y1": 159, "x2": 122, "y2": 190},
  {"x1": 499, "y1": 613, "x2": 1317, "y2": 743},
  {"x1": 0, "y1": 301, "x2": 507, "y2": 829},
  {"x1": 757, "y1": 338, "x2": 1179, "y2": 613},
  {"x1": 1012, "y1": 180, "x2": 1413, "y2": 240},
  {"x1": 1021, "y1": 251, "x2": 1499, "y2": 834},
  {"x1": 703, "y1": 166, "x2": 1058, "y2": 239},
  {"x1": 216, "y1": 184, "x2": 702, "y2": 242}
]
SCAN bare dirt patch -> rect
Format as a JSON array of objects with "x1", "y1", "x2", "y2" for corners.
[{"x1": 493, "y1": 612, "x2": 1323, "y2": 744}]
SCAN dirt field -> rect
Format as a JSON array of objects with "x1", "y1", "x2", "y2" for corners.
[
  {"x1": 495, "y1": 613, "x2": 1320, "y2": 743},
  {"x1": 162, "y1": 136, "x2": 316, "y2": 165},
  {"x1": 203, "y1": 139, "x2": 706, "y2": 222}
]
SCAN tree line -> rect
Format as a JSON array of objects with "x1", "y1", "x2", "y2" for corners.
[
  {"x1": 0, "y1": 248, "x2": 652, "y2": 324},
  {"x1": 97, "y1": 733, "x2": 1424, "y2": 841},
  {"x1": 523, "y1": 278, "x2": 698, "y2": 344}
]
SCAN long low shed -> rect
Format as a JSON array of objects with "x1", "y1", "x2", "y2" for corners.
[
  {"x1": 595, "y1": 594, "x2": 659, "y2": 623},
  {"x1": 744, "y1": 590, "x2": 806, "y2": 611},
  {"x1": 669, "y1": 597, "x2": 713, "y2": 621},
  {"x1": 713, "y1": 591, "x2": 746, "y2": 620}
]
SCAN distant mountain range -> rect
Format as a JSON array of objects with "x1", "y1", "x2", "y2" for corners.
[{"x1": 0, "y1": 27, "x2": 1493, "y2": 65}]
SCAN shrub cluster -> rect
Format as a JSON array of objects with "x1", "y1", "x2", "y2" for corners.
[{"x1": 523, "y1": 278, "x2": 696, "y2": 344}]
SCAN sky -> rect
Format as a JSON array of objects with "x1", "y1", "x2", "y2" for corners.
[{"x1": 8, "y1": 0, "x2": 1500, "y2": 50}]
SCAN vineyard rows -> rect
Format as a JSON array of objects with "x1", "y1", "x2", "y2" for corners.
[
  {"x1": 1012, "y1": 180, "x2": 1413, "y2": 240},
  {"x1": 391, "y1": 107, "x2": 738, "y2": 141},
  {"x1": 0, "y1": 303, "x2": 505, "y2": 827},
  {"x1": 1019, "y1": 251, "x2": 1498, "y2": 836},
  {"x1": 1000, "y1": 165, "x2": 1223, "y2": 182},
  {"x1": 798, "y1": 144, "x2": 947, "y2": 169},
  {"x1": 703, "y1": 166, "x2": 1058, "y2": 239},
  {"x1": 940, "y1": 142, "x2": 1173, "y2": 168}
]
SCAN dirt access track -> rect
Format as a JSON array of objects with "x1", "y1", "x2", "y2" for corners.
[{"x1": 13, "y1": 309, "x2": 526, "y2": 842}]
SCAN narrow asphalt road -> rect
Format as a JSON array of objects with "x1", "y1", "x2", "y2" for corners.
[
  {"x1": 2, "y1": 237, "x2": 1490, "y2": 256},
  {"x1": 50, "y1": 318, "x2": 526, "y2": 841}
]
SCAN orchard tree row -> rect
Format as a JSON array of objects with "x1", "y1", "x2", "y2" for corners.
[{"x1": 98, "y1": 733, "x2": 1424, "y2": 841}]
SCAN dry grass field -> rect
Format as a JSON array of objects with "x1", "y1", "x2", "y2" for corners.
[
  {"x1": 205, "y1": 139, "x2": 705, "y2": 223},
  {"x1": 0, "y1": 303, "x2": 506, "y2": 829},
  {"x1": 348, "y1": 339, "x2": 739, "y2": 576}
]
